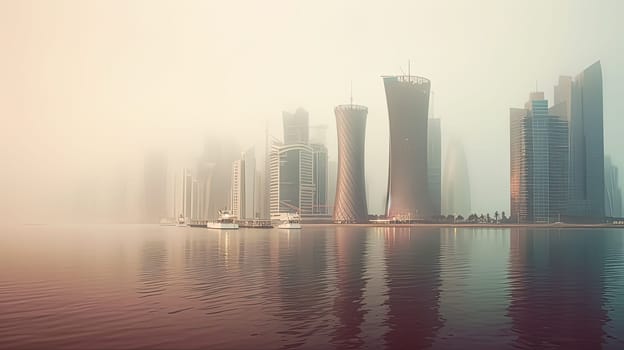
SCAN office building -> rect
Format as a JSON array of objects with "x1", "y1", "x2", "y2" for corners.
[
  {"x1": 333, "y1": 104, "x2": 369, "y2": 223},
  {"x1": 269, "y1": 142, "x2": 314, "y2": 216},
  {"x1": 510, "y1": 92, "x2": 569, "y2": 223},
  {"x1": 230, "y1": 148, "x2": 256, "y2": 219},
  {"x1": 311, "y1": 143, "x2": 328, "y2": 215}
]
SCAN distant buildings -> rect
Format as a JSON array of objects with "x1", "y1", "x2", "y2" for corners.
[
  {"x1": 605, "y1": 156, "x2": 622, "y2": 218},
  {"x1": 427, "y1": 118, "x2": 441, "y2": 217},
  {"x1": 442, "y1": 139, "x2": 471, "y2": 216},
  {"x1": 230, "y1": 148, "x2": 256, "y2": 219},
  {"x1": 333, "y1": 104, "x2": 369, "y2": 223},
  {"x1": 383, "y1": 75, "x2": 432, "y2": 220},
  {"x1": 283, "y1": 108, "x2": 309, "y2": 145},
  {"x1": 509, "y1": 61, "x2": 605, "y2": 223},
  {"x1": 311, "y1": 143, "x2": 328, "y2": 215}
]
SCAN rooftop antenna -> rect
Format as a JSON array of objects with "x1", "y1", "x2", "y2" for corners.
[
  {"x1": 408, "y1": 59, "x2": 411, "y2": 78},
  {"x1": 350, "y1": 80, "x2": 353, "y2": 106}
]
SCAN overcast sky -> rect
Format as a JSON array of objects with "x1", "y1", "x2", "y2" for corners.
[{"x1": 1, "y1": 0, "x2": 622, "y2": 221}]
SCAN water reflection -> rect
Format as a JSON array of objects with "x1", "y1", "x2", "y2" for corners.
[
  {"x1": 383, "y1": 228, "x2": 443, "y2": 348},
  {"x1": 507, "y1": 229, "x2": 609, "y2": 349},
  {"x1": 331, "y1": 227, "x2": 369, "y2": 349},
  {"x1": 2, "y1": 225, "x2": 624, "y2": 349}
]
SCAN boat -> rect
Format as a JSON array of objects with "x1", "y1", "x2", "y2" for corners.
[
  {"x1": 207, "y1": 210, "x2": 239, "y2": 230},
  {"x1": 176, "y1": 214, "x2": 187, "y2": 227},
  {"x1": 278, "y1": 213, "x2": 302, "y2": 229}
]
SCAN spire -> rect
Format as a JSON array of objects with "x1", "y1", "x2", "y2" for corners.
[{"x1": 350, "y1": 80, "x2": 353, "y2": 106}]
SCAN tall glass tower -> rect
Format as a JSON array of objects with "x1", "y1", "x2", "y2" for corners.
[{"x1": 383, "y1": 75, "x2": 431, "y2": 220}]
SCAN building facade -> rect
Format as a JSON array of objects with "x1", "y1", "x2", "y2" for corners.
[
  {"x1": 333, "y1": 104, "x2": 369, "y2": 223},
  {"x1": 605, "y1": 156, "x2": 622, "y2": 218},
  {"x1": 383, "y1": 75, "x2": 431, "y2": 220},
  {"x1": 427, "y1": 118, "x2": 441, "y2": 217},
  {"x1": 311, "y1": 143, "x2": 328, "y2": 215},
  {"x1": 269, "y1": 142, "x2": 314, "y2": 216},
  {"x1": 567, "y1": 61, "x2": 605, "y2": 219},
  {"x1": 510, "y1": 93, "x2": 569, "y2": 223}
]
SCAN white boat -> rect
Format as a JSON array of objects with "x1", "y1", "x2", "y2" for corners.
[
  {"x1": 207, "y1": 210, "x2": 239, "y2": 230},
  {"x1": 278, "y1": 213, "x2": 302, "y2": 229},
  {"x1": 176, "y1": 214, "x2": 187, "y2": 227}
]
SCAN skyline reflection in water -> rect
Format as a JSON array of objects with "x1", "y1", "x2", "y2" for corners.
[{"x1": 0, "y1": 225, "x2": 623, "y2": 349}]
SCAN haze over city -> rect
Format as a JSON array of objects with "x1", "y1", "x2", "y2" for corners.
[{"x1": 1, "y1": 0, "x2": 623, "y2": 222}]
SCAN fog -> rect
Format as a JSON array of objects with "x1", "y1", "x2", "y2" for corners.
[{"x1": 1, "y1": 0, "x2": 622, "y2": 223}]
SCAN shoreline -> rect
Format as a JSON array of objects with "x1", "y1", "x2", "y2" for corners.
[{"x1": 302, "y1": 223, "x2": 624, "y2": 229}]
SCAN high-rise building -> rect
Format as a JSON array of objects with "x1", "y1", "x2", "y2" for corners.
[
  {"x1": 510, "y1": 92, "x2": 569, "y2": 223},
  {"x1": 230, "y1": 148, "x2": 256, "y2": 220},
  {"x1": 327, "y1": 160, "x2": 337, "y2": 215},
  {"x1": 269, "y1": 142, "x2": 314, "y2": 216},
  {"x1": 567, "y1": 61, "x2": 605, "y2": 219},
  {"x1": 311, "y1": 143, "x2": 328, "y2": 215},
  {"x1": 143, "y1": 151, "x2": 168, "y2": 223},
  {"x1": 283, "y1": 108, "x2": 309, "y2": 145},
  {"x1": 383, "y1": 75, "x2": 431, "y2": 219},
  {"x1": 605, "y1": 156, "x2": 622, "y2": 218},
  {"x1": 333, "y1": 104, "x2": 369, "y2": 223},
  {"x1": 231, "y1": 159, "x2": 243, "y2": 218},
  {"x1": 182, "y1": 168, "x2": 193, "y2": 220},
  {"x1": 442, "y1": 139, "x2": 471, "y2": 216},
  {"x1": 427, "y1": 118, "x2": 441, "y2": 216}
]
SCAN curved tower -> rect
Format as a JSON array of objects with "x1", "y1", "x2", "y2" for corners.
[
  {"x1": 333, "y1": 104, "x2": 368, "y2": 223},
  {"x1": 383, "y1": 75, "x2": 431, "y2": 219}
]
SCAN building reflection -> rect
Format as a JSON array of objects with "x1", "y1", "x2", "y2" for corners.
[
  {"x1": 507, "y1": 229, "x2": 608, "y2": 348},
  {"x1": 330, "y1": 227, "x2": 369, "y2": 348},
  {"x1": 275, "y1": 228, "x2": 333, "y2": 349},
  {"x1": 383, "y1": 228, "x2": 443, "y2": 348}
]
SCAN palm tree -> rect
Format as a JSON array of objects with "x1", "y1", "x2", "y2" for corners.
[{"x1": 494, "y1": 211, "x2": 499, "y2": 223}]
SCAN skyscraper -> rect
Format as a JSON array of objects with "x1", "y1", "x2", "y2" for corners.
[
  {"x1": 283, "y1": 108, "x2": 309, "y2": 145},
  {"x1": 427, "y1": 118, "x2": 441, "y2": 216},
  {"x1": 510, "y1": 92, "x2": 569, "y2": 223},
  {"x1": 311, "y1": 143, "x2": 328, "y2": 215},
  {"x1": 383, "y1": 75, "x2": 431, "y2": 219},
  {"x1": 269, "y1": 142, "x2": 314, "y2": 216},
  {"x1": 567, "y1": 61, "x2": 605, "y2": 219},
  {"x1": 605, "y1": 156, "x2": 622, "y2": 218},
  {"x1": 333, "y1": 104, "x2": 369, "y2": 223},
  {"x1": 230, "y1": 148, "x2": 256, "y2": 219},
  {"x1": 230, "y1": 159, "x2": 243, "y2": 218},
  {"x1": 442, "y1": 139, "x2": 471, "y2": 216}
]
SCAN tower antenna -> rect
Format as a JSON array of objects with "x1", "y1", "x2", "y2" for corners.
[{"x1": 350, "y1": 80, "x2": 353, "y2": 106}]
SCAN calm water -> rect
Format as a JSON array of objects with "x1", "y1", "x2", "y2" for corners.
[{"x1": 1, "y1": 225, "x2": 623, "y2": 349}]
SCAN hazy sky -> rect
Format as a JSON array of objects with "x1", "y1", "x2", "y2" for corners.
[{"x1": 1, "y1": 0, "x2": 622, "y2": 221}]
